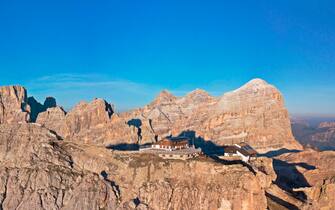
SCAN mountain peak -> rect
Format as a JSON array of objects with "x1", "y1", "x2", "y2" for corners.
[
  {"x1": 232, "y1": 78, "x2": 272, "y2": 93},
  {"x1": 158, "y1": 89, "x2": 175, "y2": 97},
  {"x1": 184, "y1": 88, "x2": 214, "y2": 103},
  {"x1": 187, "y1": 88, "x2": 209, "y2": 96},
  {"x1": 151, "y1": 90, "x2": 177, "y2": 106},
  {"x1": 245, "y1": 78, "x2": 269, "y2": 86}
]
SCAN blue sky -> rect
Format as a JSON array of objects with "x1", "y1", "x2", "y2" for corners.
[{"x1": 0, "y1": 0, "x2": 335, "y2": 114}]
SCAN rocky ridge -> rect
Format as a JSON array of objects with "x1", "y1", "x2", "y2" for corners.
[
  {"x1": 1, "y1": 79, "x2": 301, "y2": 152},
  {"x1": 2, "y1": 80, "x2": 331, "y2": 210},
  {"x1": 0, "y1": 121, "x2": 332, "y2": 210},
  {"x1": 118, "y1": 79, "x2": 302, "y2": 152},
  {"x1": 0, "y1": 86, "x2": 30, "y2": 124}
]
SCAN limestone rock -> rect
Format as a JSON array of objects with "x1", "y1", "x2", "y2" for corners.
[
  {"x1": 250, "y1": 157, "x2": 277, "y2": 189},
  {"x1": 0, "y1": 85, "x2": 58, "y2": 124},
  {"x1": 33, "y1": 79, "x2": 301, "y2": 153},
  {"x1": 0, "y1": 85, "x2": 30, "y2": 124},
  {"x1": 36, "y1": 106, "x2": 67, "y2": 137},
  {"x1": 275, "y1": 150, "x2": 335, "y2": 210},
  {"x1": 36, "y1": 98, "x2": 114, "y2": 141},
  {"x1": 0, "y1": 123, "x2": 119, "y2": 210},
  {"x1": 0, "y1": 123, "x2": 70, "y2": 168},
  {"x1": 27, "y1": 96, "x2": 57, "y2": 122},
  {"x1": 0, "y1": 122, "x2": 270, "y2": 210},
  {"x1": 61, "y1": 142, "x2": 269, "y2": 210},
  {"x1": 206, "y1": 79, "x2": 302, "y2": 152},
  {"x1": 149, "y1": 90, "x2": 177, "y2": 106},
  {"x1": 116, "y1": 79, "x2": 302, "y2": 152},
  {"x1": 63, "y1": 98, "x2": 113, "y2": 136},
  {"x1": 1, "y1": 81, "x2": 333, "y2": 209}
]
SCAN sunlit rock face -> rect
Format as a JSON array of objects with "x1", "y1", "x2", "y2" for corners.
[
  {"x1": 0, "y1": 85, "x2": 30, "y2": 124},
  {"x1": 36, "y1": 98, "x2": 119, "y2": 143},
  {"x1": 0, "y1": 123, "x2": 118, "y2": 210},
  {"x1": 36, "y1": 106, "x2": 67, "y2": 135},
  {"x1": 62, "y1": 140, "x2": 269, "y2": 210},
  {"x1": 118, "y1": 79, "x2": 302, "y2": 152},
  {"x1": 0, "y1": 81, "x2": 332, "y2": 210},
  {"x1": 0, "y1": 85, "x2": 60, "y2": 124},
  {"x1": 34, "y1": 78, "x2": 302, "y2": 153},
  {"x1": 0, "y1": 123, "x2": 269, "y2": 210},
  {"x1": 205, "y1": 79, "x2": 302, "y2": 152}
]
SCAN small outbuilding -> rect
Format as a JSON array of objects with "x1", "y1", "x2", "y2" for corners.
[
  {"x1": 139, "y1": 136, "x2": 201, "y2": 160},
  {"x1": 223, "y1": 143, "x2": 257, "y2": 162},
  {"x1": 151, "y1": 136, "x2": 190, "y2": 151}
]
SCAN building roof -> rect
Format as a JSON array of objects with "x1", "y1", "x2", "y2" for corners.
[
  {"x1": 237, "y1": 143, "x2": 257, "y2": 156},
  {"x1": 224, "y1": 143, "x2": 257, "y2": 157},
  {"x1": 154, "y1": 136, "x2": 190, "y2": 147},
  {"x1": 223, "y1": 146, "x2": 238, "y2": 154}
]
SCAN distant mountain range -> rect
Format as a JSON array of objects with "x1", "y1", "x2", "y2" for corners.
[{"x1": 291, "y1": 116, "x2": 335, "y2": 151}]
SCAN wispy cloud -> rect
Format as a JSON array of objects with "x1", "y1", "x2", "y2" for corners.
[
  {"x1": 22, "y1": 73, "x2": 335, "y2": 115},
  {"x1": 24, "y1": 73, "x2": 163, "y2": 111},
  {"x1": 24, "y1": 73, "x2": 234, "y2": 111},
  {"x1": 23, "y1": 73, "x2": 238, "y2": 112},
  {"x1": 29, "y1": 73, "x2": 153, "y2": 94}
]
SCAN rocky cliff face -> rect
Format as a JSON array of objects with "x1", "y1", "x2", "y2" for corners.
[
  {"x1": 0, "y1": 123, "x2": 118, "y2": 210},
  {"x1": 1, "y1": 121, "x2": 329, "y2": 210},
  {"x1": 275, "y1": 150, "x2": 335, "y2": 210},
  {"x1": 0, "y1": 86, "x2": 30, "y2": 124},
  {"x1": 0, "y1": 122, "x2": 269, "y2": 210},
  {"x1": 118, "y1": 79, "x2": 302, "y2": 152},
  {"x1": 27, "y1": 96, "x2": 57, "y2": 122},
  {"x1": 36, "y1": 106, "x2": 67, "y2": 135},
  {"x1": 36, "y1": 98, "x2": 126, "y2": 144},
  {"x1": 34, "y1": 79, "x2": 301, "y2": 152},
  {"x1": 0, "y1": 85, "x2": 59, "y2": 125},
  {"x1": 208, "y1": 79, "x2": 300, "y2": 152},
  {"x1": 0, "y1": 81, "x2": 333, "y2": 209},
  {"x1": 68, "y1": 144, "x2": 270, "y2": 210}
]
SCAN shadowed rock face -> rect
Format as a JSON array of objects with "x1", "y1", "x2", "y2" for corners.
[
  {"x1": 27, "y1": 96, "x2": 57, "y2": 122},
  {"x1": 44, "y1": 96, "x2": 57, "y2": 108},
  {"x1": 275, "y1": 150, "x2": 335, "y2": 210},
  {"x1": 0, "y1": 85, "x2": 58, "y2": 124}
]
